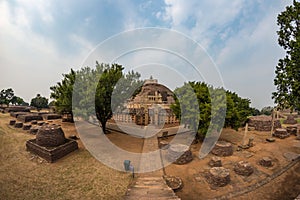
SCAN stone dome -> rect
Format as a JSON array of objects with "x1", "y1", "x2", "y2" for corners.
[{"x1": 36, "y1": 124, "x2": 66, "y2": 147}]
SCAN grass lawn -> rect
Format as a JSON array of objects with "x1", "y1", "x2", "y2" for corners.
[{"x1": 0, "y1": 113, "x2": 132, "y2": 200}]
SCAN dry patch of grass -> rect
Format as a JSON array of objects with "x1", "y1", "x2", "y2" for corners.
[{"x1": 0, "y1": 113, "x2": 132, "y2": 200}]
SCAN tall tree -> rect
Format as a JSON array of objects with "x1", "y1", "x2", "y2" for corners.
[
  {"x1": 50, "y1": 69, "x2": 76, "y2": 114},
  {"x1": 0, "y1": 88, "x2": 14, "y2": 106},
  {"x1": 30, "y1": 94, "x2": 48, "y2": 111},
  {"x1": 273, "y1": 0, "x2": 300, "y2": 112},
  {"x1": 51, "y1": 63, "x2": 142, "y2": 133},
  {"x1": 94, "y1": 63, "x2": 124, "y2": 133},
  {"x1": 171, "y1": 81, "x2": 255, "y2": 138}
]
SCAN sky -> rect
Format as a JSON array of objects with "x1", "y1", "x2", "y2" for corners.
[{"x1": 0, "y1": 0, "x2": 293, "y2": 109}]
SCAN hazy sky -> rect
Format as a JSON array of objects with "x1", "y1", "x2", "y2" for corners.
[{"x1": 0, "y1": 0, "x2": 292, "y2": 109}]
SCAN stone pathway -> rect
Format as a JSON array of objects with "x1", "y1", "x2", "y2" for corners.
[{"x1": 124, "y1": 136, "x2": 180, "y2": 200}]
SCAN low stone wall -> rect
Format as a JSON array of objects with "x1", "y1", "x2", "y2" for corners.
[
  {"x1": 17, "y1": 114, "x2": 43, "y2": 123},
  {"x1": 248, "y1": 115, "x2": 281, "y2": 131}
]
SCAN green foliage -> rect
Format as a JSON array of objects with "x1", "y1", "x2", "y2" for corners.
[
  {"x1": 11, "y1": 96, "x2": 28, "y2": 106},
  {"x1": 51, "y1": 62, "x2": 143, "y2": 133},
  {"x1": 171, "y1": 81, "x2": 255, "y2": 137},
  {"x1": 260, "y1": 106, "x2": 274, "y2": 116},
  {"x1": 50, "y1": 69, "x2": 76, "y2": 114},
  {"x1": 30, "y1": 94, "x2": 48, "y2": 111},
  {"x1": 225, "y1": 91, "x2": 253, "y2": 130},
  {"x1": 273, "y1": 0, "x2": 300, "y2": 111},
  {"x1": 0, "y1": 88, "x2": 14, "y2": 106}
]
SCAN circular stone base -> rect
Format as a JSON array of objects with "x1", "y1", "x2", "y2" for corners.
[
  {"x1": 163, "y1": 175, "x2": 183, "y2": 191},
  {"x1": 206, "y1": 167, "x2": 230, "y2": 187},
  {"x1": 211, "y1": 141, "x2": 233, "y2": 157},
  {"x1": 234, "y1": 161, "x2": 254, "y2": 176}
]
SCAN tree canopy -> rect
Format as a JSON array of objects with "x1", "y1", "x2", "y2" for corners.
[
  {"x1": 171, "y1": 81, "x2": 256, "y2": 138},
  {"x1": 0, "y1": 88, "x2": 28, "y2": 106},
  {"x1": 0, "y1": 88, "x2": 14, "y2": 106},
  {"x1": 30, "y1": 94, "x2": 48, "y2": 111},
  {"x1": 51, "y1": 62, "x2": 143, "y2": 133},
  {"x1": 272, "y1": 0, "x2": 300, "y2": 112}
]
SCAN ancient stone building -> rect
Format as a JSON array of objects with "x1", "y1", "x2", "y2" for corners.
[{"x1": 113, "y1": 77, "x2": 178, "y2": 126}]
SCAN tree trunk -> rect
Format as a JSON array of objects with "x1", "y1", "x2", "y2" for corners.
[{"x1": 101, "y1": 121, "x2": 106, "y2": 134}]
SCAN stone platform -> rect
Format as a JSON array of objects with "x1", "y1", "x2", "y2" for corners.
[{"x1": 26, "y1": 139, "x2": 78, "y2": 162}]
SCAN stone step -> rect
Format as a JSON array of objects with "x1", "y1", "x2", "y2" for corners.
[{"x1": 124, "y1": 176, "x2": 181, "y2": 200}]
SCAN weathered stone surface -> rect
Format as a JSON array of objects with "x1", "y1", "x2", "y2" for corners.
[
  {"x1": 4, "y1": 106, "x2": 30, "y2": 113},
  {"x1": 17, "y1": 114, "x2": 43, "y2": 123},
  {"x1": 283, "y1": 152, "x2": 300, "y2": 161},
  {"x1": 159, "y1": 140, "x2": 169, "y2": 149},
  {"x1": 29, "y1": 126, "x2": 40, "y2": 134},
  {"x1": 209, "y1": 156, "x2": 222, "y2": 167},
  {"x1": 234, "y1": 161, "x2": 254, "y2": 176},
  {"x1": 266, "y1": 137, "x2": 276, "y2": 142},
  {"x1": 37, "y1": 121, "x2": 45, "y2": 126},
  {"x1": 211, "y1": 141, "x2": 233, "y2": 157},
  {"x1": 286, "y1": 126, "x2": 297, "y2": 136},
  {"x1": 14, "y1": 122, "x2": 23, "y2": 128},
  {"x1": 283, "y1": 115, "x2": 297, "y2": 125},
  {"x1": 31, "y1": 120, "x2": 37, "y2": 125},
  {"x1": 259, "y1": 157, "x2": 273, "y2": 167},
  {"x1": 167, "y1": 144, "x2": 193, "y2": 165},
  {"x1": 10, "y1": 112, "x2": 29, "y2": 118},
  {"x1": 163, "y1": 175, "x2": 183, "y2": 191},
  {"x1": 273, "y1": 128, "x2": 290, "y2": 139},
  {"x1": 36, "y1": 125, "x2": 66, "y2": 147},
  {"x1": 248, "y1": 115, "x2": 281, "y2": 131},
  {"x1": 22, "y1": 124, "x2": 32, "y2": 130},
  {"x1": 206, "y1": 167, "x2": 230, "y2": 187},
  {"x1": 42, "y1": 113, "x2": 61, "y2": 120},
  {"x1": 9, "y1": 120, "x2": 16, "y2": 125}
]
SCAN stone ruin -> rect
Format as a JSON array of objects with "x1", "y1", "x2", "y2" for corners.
[
  {"x1": 10, "y1": 112, "x2": 29, "y2": 118},
  {"x1": 42, "y1": 113, "x2": 62, "y2": 120},
  {"x1": 209, "y1": 156, "x2": 222, "y2": 167},
  {"x1": 17, "y1": 114, "x2": 43, "y2": 123},
  {"x1": 273, "y1": 128, "x2": 290, "y2": 139},
  {"x1": 205, "y1": 167, "x2": 230, "y2": 187},
  {"x1": 26, "y1": 124, "x2": 78, "y2": 162},
  {"x1": 167, "y1": 144, "x2": 193, "y2": 165},
  {"x1": 14, "y1": 122, "x2": 23, "y2": 128},
  {"x1": 163, "y1": 175, "x2": 183, "y2": 191},
  {"x1": 259, "y1": 157, "x2": 273, "y2": 167},
  {"x1": 159, "y1": 140, "x2": 169, "y2": 149},
  {"x1": 283, "y1": 115, "x2": 297, "y2": 125},
  {"x1": 211, "y1": 141, "x2": 233, "y2": 157},
  {"x1": 286, "y1": 126, "x2": 298, "y2": 136},
  {"x1": 248, "y1": 115, "x2": 281, "y2": 131},
  {"x1": 9, "y1": 120, "x2": 16, "y2": 125},
  {"x1": 29, "y1": 125, "x2": 41, "y2": 134},
  {"x1": 4, "y1": 106, "x2": 30, "y2": 113},
  {"x1": 22, "y1": 124, "x2": 31, "y2": 130},
  {"x1": 234, "y1": 161, "x2": 254, "y2": 176}
]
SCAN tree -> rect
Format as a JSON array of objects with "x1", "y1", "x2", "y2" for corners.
[
  {"x1": 30, "y1": 94, "x2": 48, "y2": 111},
  {"x1": 260, "y1": 106, "x2": 274, "y2": 116},
  {"x1": 50, "y1": 69, "x2": 76, "y2": 114},
  {"x1": 11, "y1": 96, "x2": 28, "y2": 106},
  {"x1": 272, "y1": 0, "x2": 300, "y2": 112},
  {"x1": 0, "y1": 88, "x2": 14, "y2": 106},
  {"x1": 171, "y1": 81, "x2": 255, "y2": 138},
  {"x1": 51, "y1": 62, "x2": 143, "y2": 133}
]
